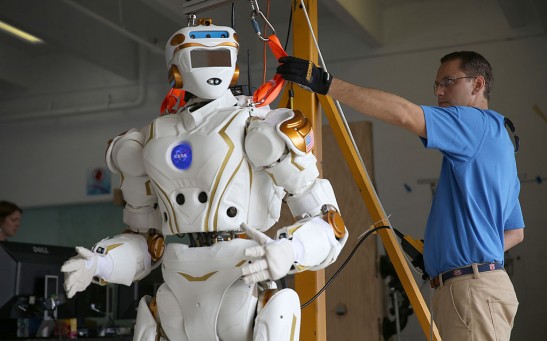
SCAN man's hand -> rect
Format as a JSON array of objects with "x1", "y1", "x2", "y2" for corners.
[
  {"x1": 61, "y1": 246, "x2": 98, "y2": 298},
  {"x1": 241, "y1": 224, "x2": 295, "y2": 284},
  {"x1": 276, "y1": 56, "x2": 332, "y2": 95}
]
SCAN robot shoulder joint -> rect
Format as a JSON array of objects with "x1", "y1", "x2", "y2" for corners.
[
  {"x1": 278, "y1": 110, "x2": 314, "y2": 155},
  {"x1": 106, "y1": 128, "x2": 146, "y2": 176}
]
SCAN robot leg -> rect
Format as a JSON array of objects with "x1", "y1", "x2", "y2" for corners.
[
  {"x1": 217, "y1": 278, "x2": 258, "y2": 341},
  {"x1": 133, "y1": 295, "x2": 161, "y2": 341},
  {"x1": 134, "y1": 284, "x2": 188, "y2": 341},
  {"x1": 253, "y1": 288, "x2": 301, "y2": 341}
]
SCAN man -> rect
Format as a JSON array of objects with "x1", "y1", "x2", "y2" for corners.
[
  {"x1": 277, "y1": 51, "x2": 524, "y2": 340},
  {"x1": 0, "y1": 200, "x2": 22, "y2": 241}
]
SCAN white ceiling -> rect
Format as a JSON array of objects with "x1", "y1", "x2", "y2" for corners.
[{"x1": 0, "y1": 0, "x2": 544, "y2": 122}]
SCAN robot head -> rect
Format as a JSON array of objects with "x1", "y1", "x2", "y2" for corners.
[{"x1": 165, "y1": 19, "x2": 239, "y2": 100}]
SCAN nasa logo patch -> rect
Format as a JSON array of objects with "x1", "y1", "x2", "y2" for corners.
[{"x1": 171, "y1": 143, "x2": 192, "y2": 170}]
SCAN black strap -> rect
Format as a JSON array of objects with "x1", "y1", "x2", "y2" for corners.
[{"x1": 504, "y1": 117, "x2": 520, "y2": 154}]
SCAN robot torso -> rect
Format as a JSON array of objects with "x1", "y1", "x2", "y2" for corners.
[{"x1": 141, "y1": 92, "x2": 283, "y2": 235}]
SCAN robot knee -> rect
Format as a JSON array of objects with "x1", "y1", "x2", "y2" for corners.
[
  {"x1": 254, "y1": 288, "x2": 301, "y2": 341},
  {"x1": 133, "y1": 295, "x2": 160, "y2": 341}
]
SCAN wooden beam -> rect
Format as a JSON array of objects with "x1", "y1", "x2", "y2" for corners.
[
  {"x1": 290, "y1": 1, "x2": 326, "y2": 341},
  {"x1": 287, "y1": 1, "x2": 440, "y2": 340},
  {"x1": 318, "y1": 95, "x2": 441, "y2": 340}
]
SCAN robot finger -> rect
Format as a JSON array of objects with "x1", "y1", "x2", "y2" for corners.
[
  {"x1": 244, "y1": 245, "x2": 266, "y2": 258},
  {"x1": 75, "y1": 246, "x2": 95, "y2": 259},
  {"x1": 65, "y1": 285, "x2": 78, "y2": 299},
  {"x1": 61, "y1": 258, "x2": 84, "y2": 272},
  {"x1": 63, "y1": 276, "x2": 81, "y2": 299},
  {"x1": 240, "y1": 223, "x2": 272, "y2": 245},
  {"x1": 243, "y1": 270, "x2": 270, "y2": 284},
  {"x1": 241, "y1": 259, "x2": 269, "y2": 276}
]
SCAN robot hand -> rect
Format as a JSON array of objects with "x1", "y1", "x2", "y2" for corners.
[
  {"x1": 276, "y1": 56, "x2": 332, "y2": 95},
  {"x1": 241, "y1": 224, "x2": 296, "y2": 284},
  {"x1": 61, "y1": 246, "x2": 99, "y2": 298}
]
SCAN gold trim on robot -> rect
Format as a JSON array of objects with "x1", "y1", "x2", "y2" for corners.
[{"x1": 279, "y1": 110, "x2": 313, "y2": 153}]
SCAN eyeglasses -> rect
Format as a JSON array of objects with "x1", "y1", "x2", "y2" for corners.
[{"x1": 433, "y1": 76, "x2": 477, "y2": 92}]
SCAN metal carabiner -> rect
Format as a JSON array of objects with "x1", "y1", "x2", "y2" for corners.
[
  {"x1": 249, "y1": 0, "x2": 275, "y2": 42},
  {"x1": 249, "y1": 0, "x2": 261, "y2": 13}
]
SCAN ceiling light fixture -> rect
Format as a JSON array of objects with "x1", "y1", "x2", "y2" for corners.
[{"x1": 0, "y1": 20, "x2": 44, "y2": 44}]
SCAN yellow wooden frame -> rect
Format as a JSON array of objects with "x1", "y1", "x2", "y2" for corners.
[{"x1": 286, "y1": 1, "x2": 441, "y2": 340}]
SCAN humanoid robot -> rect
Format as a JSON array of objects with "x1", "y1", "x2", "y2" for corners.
[{"x1": 62, "y1": 19, "x2": 348, "y2": 341}]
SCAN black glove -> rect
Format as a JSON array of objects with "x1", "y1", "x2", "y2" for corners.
[{"x1": 277, "y1": 56, "x2": 333, "y2": 95}]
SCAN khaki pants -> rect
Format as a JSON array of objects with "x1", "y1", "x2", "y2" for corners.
[{"x1": 431, "y1": 268, "x2": 519, "y2": 341}]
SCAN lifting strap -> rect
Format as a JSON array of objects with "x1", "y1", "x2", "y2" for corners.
[
  {"x1": 160, "y1": 88, "x2": 186, "y2": 116},
  {"x1": 252, "y1": 34, "x2": 288, "y2": 107}
]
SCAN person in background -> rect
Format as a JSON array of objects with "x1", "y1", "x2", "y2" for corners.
[
  {"x1": 0, "y1": 200, "x2": 23, "y2": 241},
  {"x1": 276, "y1": 51, "x2": 524, "y2": 341}
]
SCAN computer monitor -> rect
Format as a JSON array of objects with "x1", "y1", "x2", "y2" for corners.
[
  {"x1": 0, "y1": 241, "x2": 78, "y2": 319},
  {"x1": 0, "y1": 240, "x2": 164, "y2": 321}
]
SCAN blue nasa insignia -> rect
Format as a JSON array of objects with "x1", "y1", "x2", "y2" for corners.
[{"x1": 171, "y1": 143, "x2": 192, "y2": 170}]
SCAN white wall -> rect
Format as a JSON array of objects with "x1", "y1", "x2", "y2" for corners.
[{"x1": 0, "y1": 53, "x2": 168, "y2": 207}]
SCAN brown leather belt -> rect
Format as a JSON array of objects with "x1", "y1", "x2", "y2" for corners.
[{"x1": 430, "y1": 262, "x2": 503, "y2": 289}]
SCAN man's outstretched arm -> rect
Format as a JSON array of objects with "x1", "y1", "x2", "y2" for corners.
[
  {"x1": 328, "y1": 78, "x2": 426, "y2": 137},
  {"x1": 277, "y1": 56, "x2": 426, "y2": 137}
]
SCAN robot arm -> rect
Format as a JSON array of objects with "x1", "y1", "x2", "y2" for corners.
[
  {"x1": 244, "y1": 110, "x2": 348, "y2": 282},
  {"x1": 63, "y1": 128, "x2": 166, "y2": 298},
  {"x1": 103, "y1": 127, "x2": 167, "y2": 278},
  {"x1": 91, "y1": 232, "x2": 152, "y2": 285},
  {"x1": 106, "y1": 128, "x2": 162, "y2": 232},
  {"x1": 62, "y1": 232, "x2": 160, "y2": 298}
]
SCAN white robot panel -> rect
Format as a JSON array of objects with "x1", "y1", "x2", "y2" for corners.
[{"x1": 139, "y1": 91, "x2": 285, "y2": 235}]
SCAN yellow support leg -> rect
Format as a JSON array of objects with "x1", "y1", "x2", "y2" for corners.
[
  {"x1": 289, "y1": 1, "x2": 327, "y2": 341},
  {"x1": 288, "y1": 1, "x2": 440, "y2": 340},
  {"x1": 318, "y1": 95, "x2": 442, "y2": 341}
]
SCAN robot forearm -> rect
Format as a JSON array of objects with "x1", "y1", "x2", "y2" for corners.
[
  {"x1": 242, "y1": 214, "x2": 348, "y2": 283},
  {"x1": 246, "y1": 109, "x2": 348, "y2": 273},
  {"x1": 284, "y1": 176, "x2": 348, "y2": 271},
  {"x1": 280, "y1": 215, "x2": 348, "y2": 273},
  {"x1": 92, "y1": 233, "x2": 153, "y2": 285}
]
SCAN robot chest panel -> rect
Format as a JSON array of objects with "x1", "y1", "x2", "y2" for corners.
[{"x1": 143, "y1": 111, "x2": 252, "y2": 233}]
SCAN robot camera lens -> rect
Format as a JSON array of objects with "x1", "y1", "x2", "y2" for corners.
[
  {"x1": 206, "y1": 34, "x2": 211, "y2": 38},
  {"x1": 207, "y1": 78, "x2": 222, "y2": 85}
]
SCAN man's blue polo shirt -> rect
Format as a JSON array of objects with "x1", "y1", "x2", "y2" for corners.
[{"x1": 420, "y1": 105, "x2": 524, "y2": 278}]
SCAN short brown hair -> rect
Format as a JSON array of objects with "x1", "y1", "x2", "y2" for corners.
[{"x1": 441, "y1": 51, "x2": 494, "y2": 101}]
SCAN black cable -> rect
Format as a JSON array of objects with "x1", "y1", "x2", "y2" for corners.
[
  {"x1": 284, "y1": 5, "x2": 293, "y2": 51},
  {"x1": 231, "y1": 2, "x2": 236, "y2": 30},
  {"x1": 300, "y1": 225, "x2": 389, "y2": 309},
  {"x1": 247, "y1": 49, "x2": 252, "y2": 96}
]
